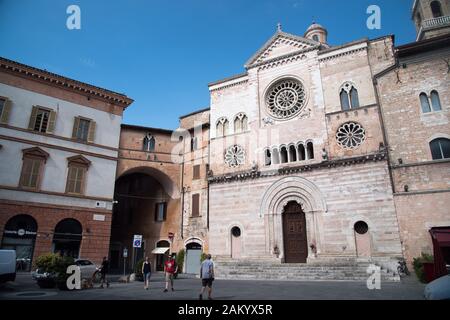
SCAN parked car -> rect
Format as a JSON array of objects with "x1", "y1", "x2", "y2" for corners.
[
  {"x1": 424, "y1": 275, "x2": 450, "y2": 300},
  {"x1": 0, "y1": 250, "x2": 16, "y2": 283},
  {"x1": 32, "y1": 258, "x2": 99, "y2": 283}
]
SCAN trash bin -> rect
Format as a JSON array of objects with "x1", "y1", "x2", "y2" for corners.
[{"x1": 423, "y1": 262, "x2": 436, "y2": 283}]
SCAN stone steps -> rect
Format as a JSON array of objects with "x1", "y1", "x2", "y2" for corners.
[{"x1": 214, "y1": 260, "x2": 400, "y2": 282}]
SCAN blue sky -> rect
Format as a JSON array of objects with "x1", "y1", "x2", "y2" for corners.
[{"x1": 0, "y1": 0, "x2": 417, "y2": 130}]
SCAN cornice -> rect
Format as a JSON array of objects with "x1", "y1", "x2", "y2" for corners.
[
  {"x1": 0, "y1": 57, "x2": 133, "y2": 108},
  {"x1": 208, "y1": 152, "x2": 387, "y2": 184},
  {"x1": 318, "y1": 43, "x2": 368, "y2": 62},
  {"x1": 209, "y1": 78, "x2": 249, "y2": 93}
]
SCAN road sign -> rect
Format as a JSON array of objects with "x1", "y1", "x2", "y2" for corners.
[
  {"x1": 133, "y1": 235, "x2": 142, "y2": 248},
  {"x1": 123, "y1": 248, "x2": 128, "y2": 258}
]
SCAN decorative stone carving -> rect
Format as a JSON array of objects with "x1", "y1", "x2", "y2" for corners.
[
  {"x1": 265, "y1": 78, "x2": 306, "y2": 120},
  {"x1": 224, "y1": 145, "x2": 245, "y2": 167},
  {"x1": 336, "y1": 122, "x2": 366, "y2": 149}
]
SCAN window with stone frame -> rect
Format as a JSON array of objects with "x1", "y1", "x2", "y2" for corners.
[
  {"x1": 28, "y1": 106, "x2": 57, "y2": 133},
  {"x1": 143, "y1": 134, "x2": 156, "y2": 152},
  {"x1": 72, "y1": 116, "x2": 96, "y2": 143},
  {"x1": 216, "y1": 117, "x2": 229, "y2": 137},
  {"x1": 65, "y1": 155, "x2": 91, "y2": 195},
  {"x1": 191, "y1": 193, "x2": 200, "y2": 217},
  {"x1": 431, "y1": 1, "x2": 443, "y2": 18},
  {"x1": 234, "y1": 113, "x2": 248, "y2": 134},
  {"x1": 0, "y1": 96, "x2": 13, "y2": 124},
  {"x1": 339, "y1": 82, "x2": 360, "y2": 110},
  {"x1": 430, "y1": 138, "x2": 450, "y2": 160},
  {"x1": 19, "y1": 147, "x2": 49, "y2": 190},
  {"x1": 155, "y1": 202, "x2": 167, "y2": 222},
  {"x1": 420, "y1": 91, "x2": 442, "y2": 113},
  {"x1": 191, "y1": 137, "x2": 198, "y2": 151}
]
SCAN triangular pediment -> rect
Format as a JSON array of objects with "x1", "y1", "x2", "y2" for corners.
[
  {"x1": 245, "y1": 31, "x2": 320, "y2": 68},
  {"x1": 67, "y1": 155, "x2": 91, "y2": 167},
  {"x1": 22, "y1": 147, "x2": 49, "y2": 159}
]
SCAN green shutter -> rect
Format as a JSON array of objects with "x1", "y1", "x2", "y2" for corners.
[
  {"x1": 47, "y1": 110, "x2": 57, "y2": 133},
  {"x1": 87, "y1": 121, "x2": 96, "y2": 143},
  {"x1": 28, "y1": 106, "x2": 39, "y2": 130},
  {"x1": 72, "y1": 117, "x2": 80, "y2": 139},
  {"x1": 0, "y1": 99, "x2": 12, "y2": 124}
]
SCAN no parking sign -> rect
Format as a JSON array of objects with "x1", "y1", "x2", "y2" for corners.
[{"x1": 133, "y1": 235, "x2": 142, "y2": 248}]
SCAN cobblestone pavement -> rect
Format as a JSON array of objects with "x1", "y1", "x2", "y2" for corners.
[{"x1": 0, "y1": 272, "x2": 425, "y2": 300}]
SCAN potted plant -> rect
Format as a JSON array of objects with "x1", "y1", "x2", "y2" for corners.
[
  {"x1": 413, "y1": 252, "x2": 434, "y2": 283},
  {"x1": 34, "y1": 253, "x2": 59, "y2": 289},
  {"x1": 174, "y1": 249, "x2": 185, "y2": 279}
]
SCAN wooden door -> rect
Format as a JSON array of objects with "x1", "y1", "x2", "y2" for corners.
[{"x1": 282, "y1": 201, "x2": 308, "y2": 263}]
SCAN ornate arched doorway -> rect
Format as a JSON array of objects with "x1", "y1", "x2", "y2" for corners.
[
  {"x1": 1, "y1": 214, "x2": 38, "y2": 271},
  {"x1": 282, "y1": 201, "x2": 308, "y2": 263},
  {"x1": 52, "y1": 218, "x2": 82, "y2": 258}
]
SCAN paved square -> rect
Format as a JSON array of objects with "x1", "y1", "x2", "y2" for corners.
[{"x1": 0, "y1": 273, "x2": 425, "y2": 300}]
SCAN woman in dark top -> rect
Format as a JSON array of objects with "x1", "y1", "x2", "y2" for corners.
[{"x1": 142, "y1": 256, "x2": 152, "y2": 290}]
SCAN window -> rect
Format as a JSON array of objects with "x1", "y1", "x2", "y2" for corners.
[
  {"x1": 416, "y1": 13, "x2": 422, "y2": 27},
  {"x1": 19, "y1": 147, "x2": 49, "y2": 190},
  {"x1": 312, "y1": 35, "x2": 319, "y2": 42},
  {"x1": 0, "y1": 97, "x2": 12, "y2": 124},
  {"x1": 430, "y1": 138, "x2": 450, "y2": 160},
  {"x1": 354, "y1": 221, "x2": 369, "y2": 235},
  {"x1": 192, "y1": 194, "x2": 200, "y2": 217},
  {"x1": 431, "y1": 1, "x2": 443, "y2": 18},
  {"x1": 191, "y1": 137, "x2": 198, "y2": 151},
  {"x1": 72, "y1": 117, "x2": 96, "y2": 143},
  {"x1": 65, "y1": 155, "x2": 90, "y2": 195},
  {"x1": 430, "y1": 91, "x2": 442, "y2": 111},
  {"x1": 193, "y1": 165, "x2": 200, "y2": 180},
  {"x1": 420, "y1": 93, "x2": 431, "y2": 113},
  {"x1": 234, "y1": 113, "x2": 248, "y2": 134},
  {"x1": 340, "y1": 82, "x2": 360, "y2": 110},
  {"x1": 264, "y1": 149, "x2": 272, "y2": 166},
  {"x1": 216, "y1": 117, "x2": 229, "y2": 137},
  {"x1": 143, "y1": 134, "x2": 155, "y2": 152},
  {"x1": 280, "y1": 146, "x2": 288, "y2": 163},
  {"x1": 28, "y1": 106, "x2": 56, "y2": 133},
  {"x1": 266, "y1": 78, "x2": 306, "y2": 120},
  {"x1": 297, "y1": 144, "x2": 306, "y2": 161},
  {"x1": 155, "y1": 202, "x2": 167, "y2": 222},
  {"x1": 289, "y1": 145, "x2": 297, "y2": 162},
  {"x1": 307, "y1": 142, "x2": 314, "y2": 159},
  {"x1": 420, "y1": 91, "x2": 442, "y2": 113}
]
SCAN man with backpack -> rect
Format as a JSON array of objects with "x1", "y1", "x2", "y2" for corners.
[{"x1": 163, "y1": 253, "x2": 177, "y2": 292}]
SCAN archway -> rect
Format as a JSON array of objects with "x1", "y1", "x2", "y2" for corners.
[
  {"x1": 52, "y1": 218, "x2": 82, "y2": 258},
  {"x1": 1, "y1": 214, "x2": 37, "y2": 271},
  {"x1": 110, "y1": 168, "x2": 178, "y2": 272},
  {"x1": 260, "y1": 176, "x2": 326, "y2": 262},
  {"x1": 282, "y1": 201, "x2": 308, "y2": 263}
]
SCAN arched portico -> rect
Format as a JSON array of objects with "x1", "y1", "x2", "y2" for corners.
[{"x1": 260, "y1": 176, "x2": 327, "y2": 263}]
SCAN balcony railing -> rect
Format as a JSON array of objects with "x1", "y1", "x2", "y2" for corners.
[{"x1": 423, "y1": 15, "x2": 450, "y2": 28}]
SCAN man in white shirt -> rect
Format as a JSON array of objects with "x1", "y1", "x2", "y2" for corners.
[{"x1": 199, "y1": 254, "x2": 214, "y2": 300}]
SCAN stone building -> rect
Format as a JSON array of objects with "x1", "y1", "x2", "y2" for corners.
[
  {"x1": 0, "y1": 57, "x2": 133, "y2": 270},
  {"x1": 111, "y1": 109, "x2": 210, "y2": 273},
  {"x1": 375, "y1": 0, "x2": 450, "y2": 266}
]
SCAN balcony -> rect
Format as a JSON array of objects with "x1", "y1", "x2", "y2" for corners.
[{"x1": 423, "y1": 15, "x2": 450, "y2": 28}]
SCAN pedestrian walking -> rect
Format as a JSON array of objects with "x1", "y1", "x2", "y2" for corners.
[
  {"x1": 99, "y1": 256, "x2": 110, "y2": 288},
  {"x1": 142, "y1": 256, "x2": 152, "y2": 290},
  {"x1": 199, "y1": 254, "x2": 214, "y2": 300},
  {"x1": 163, "y1": 253, "x2": 177, "y2": 292}
]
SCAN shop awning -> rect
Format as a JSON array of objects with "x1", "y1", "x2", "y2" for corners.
[
  {"x1": 151, "y1": 247, "x2": 170, "y2": 254},
  {"x1": 430, "y1": 228, "x2": 450, "y2": 247}
]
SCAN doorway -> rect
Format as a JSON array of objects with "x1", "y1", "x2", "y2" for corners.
[
  {"x1": 52, "y1": 218, "x2": 82, "y2": 258},
  {"x1": 231, "y1": 226, "x2": 242, "y2": 259},
  {"x1": 1, "y1": 214, "x2": 38, "y2": 271},
  {"x1": 354, "y1": 221, "x2": 371, "y2": 257},
  {"x1": 185, "y1": 242, "x2": 202, "y2": 274},
  {"x1": 282, "y1": 201, "x2": 308, "y2": 263}
]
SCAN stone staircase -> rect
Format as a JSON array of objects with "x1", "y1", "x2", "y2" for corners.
[{"x1": 214, "y1": 258, "x2": 400, "y2": 282}]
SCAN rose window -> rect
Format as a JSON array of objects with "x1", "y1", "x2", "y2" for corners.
[
  {"x1": 336, "y1": 122, "x2": 366, "y2": 149},
  {"x1": 224, "y1": 145, "x2": 245, "y2": 167},
  {"x1": 265, "y1": 78, "x2": 306, "y2": 120}
]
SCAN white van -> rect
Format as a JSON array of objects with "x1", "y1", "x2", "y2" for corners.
[{"x1": 0, "y1": 250, "x2": 17, "y2": 283}]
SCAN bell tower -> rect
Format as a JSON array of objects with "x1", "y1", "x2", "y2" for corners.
[{"x1": 412, "y1": 0, "x2": 450, "y2": 40}]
